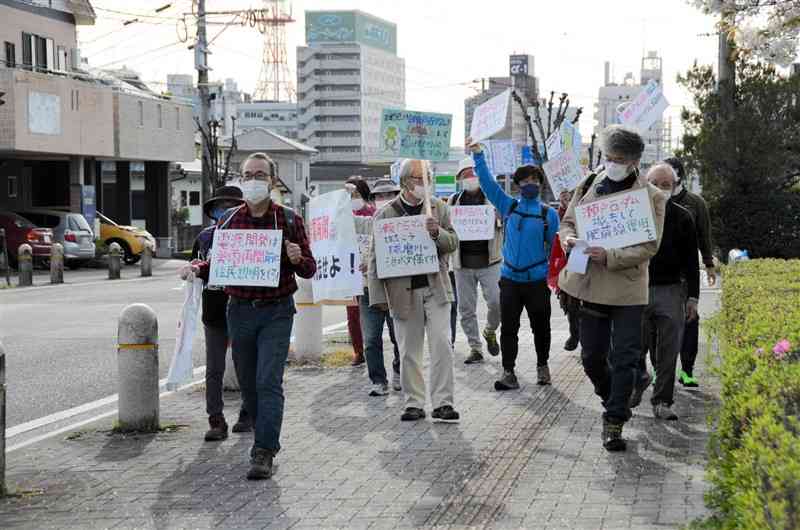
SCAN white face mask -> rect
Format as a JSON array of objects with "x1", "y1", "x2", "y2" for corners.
[
  {"x1": 238, "y1": 180, "x2": 271, "y2": 204},
  {"x1": 375, "y1": 199, "x2": 390, "y2": 210},
  {"x1": 605, "y1": 161, "x2": 630, "y2": 182},
  {"x1": 412, "y1": 185, "x2": 428, "y2": 201},
  {"x1": 351, "y1": 198, "x2": 365, "y2": 211},
  {"x1": 659, "y1": 189, "x2": 672, "y2": 201},
  {"x1": 462, "y1": 177, "x2": 479, "y2": 192}
]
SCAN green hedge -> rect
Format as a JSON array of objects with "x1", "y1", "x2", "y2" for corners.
[{"x1": 706, "y1": 259, "x2": 800, "y2": 529}]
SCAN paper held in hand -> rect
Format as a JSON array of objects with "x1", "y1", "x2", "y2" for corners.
[
  {"x1": 373, "y1": 215, "x2": 439, "y2": 279},
  {"x1": 209, "y1": 229, "x2": 282, "y2": 287},
  {"x1": 470, "y1": 88, "x2": 511, "y2": 142},
  {"x1": 575, "y1": 188, "x2": 657, "y2": 249},
  {"x1": 450, "y1": 205, "x2": 495, "y2": 241},
  {"x1": 566, "y1": 239, "x2": 589, "y2": 274}
]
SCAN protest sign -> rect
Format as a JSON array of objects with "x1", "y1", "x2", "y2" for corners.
[
  {"x1": 483, "y1": 139, "x2": 517, "y2": 174},
  {"x1": 450, "y1": 205, "x2": 496, "y2": 241},
  {"x1": 309, "y1": 190, "x2": 363, "y2": 303},
  {"x1": 166, "y1": 275, "x2": 203, "y2": 390},
  {"x1": 470, "y1": 89, "x2": 511, "y2": 141},
  {"x1": 543, "y1": 149, "x2": 584, "y2": 195},
  {"x1": 545, "y1": 121, "x2": 582, "y2": 159},
  {"x1": 381, "y1": 109, "x2": 452, "y2": 161},
  {"x1": 373, "y1": 215, "x2": 439, "y2": 279},
  {"x1": 619, "y1": 80, "x2": 669, "y2": 132},
  {"x1": 575, "y1": 188, "x2": 657, "y2": 249},
  {"x1": 209, "y1": 229, "x2": 282, "y2": 287}
]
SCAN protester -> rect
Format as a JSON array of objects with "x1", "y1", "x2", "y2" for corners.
[
  {"x1": 468, "y1": 137, "x2": 560, "y2": 389},
  {"x1": 664, "y1": 157, "x2": 715, "y2": 389},
  {"x1": 558, "y1": 125, "x2": 667, "y2": 451},
  {"x1": 187, "y1": 186, "x2": 249, "y2": 442},
  {"x1": 344, "y1": 176, "x2": 375, "y2": 367},
  {"x1": 188, "y1": 152, "x2": 316, "y2": 480},
  {"x1": 449, "y1": 156, "x2": 502, "y2": 364},
  {"x1": 547, "y1": 190, "x2": 581, "y2": 352},
  {"x1": 633, "y1": 163, "x2": 700, "y2": 421},
  {"x1": 368, "y1": 159, "x2": 460, "y2": 422}
]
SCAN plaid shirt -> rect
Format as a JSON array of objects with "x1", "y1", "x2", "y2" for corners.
[{"x1": 197, "y1": 202, "x2": 316, "y2": 301}]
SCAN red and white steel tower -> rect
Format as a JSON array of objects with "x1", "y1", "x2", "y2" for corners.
[{"x1": 253, "y1": 0, "x2": 295, "y2": 102}]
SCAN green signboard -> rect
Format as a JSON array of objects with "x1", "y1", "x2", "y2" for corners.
[
  {"x1": 435, "y1": 175, "x2": 456, "y2": 198},
  {"x1": 306, "y1": 11, "x2": 397, "y2": 54},
  {"x1": 380, "y1": 109, "x2": 453, "y2": 162}
]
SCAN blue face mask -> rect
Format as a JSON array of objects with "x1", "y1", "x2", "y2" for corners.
[
  {"x1": 210, "y1": 207, "x2": 226, "y2": 221},
  {"x1": 520, "y1": 183, "x2": 540, "y2": 199}
]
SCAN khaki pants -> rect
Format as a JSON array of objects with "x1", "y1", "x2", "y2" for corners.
[{"x1": 393, "y1": 287, "x2": 455, "y2": 410}]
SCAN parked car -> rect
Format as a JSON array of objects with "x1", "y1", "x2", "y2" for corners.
[
  {"x1": 97, "y1": 212, "x2": 155, "y2": 265},
  {"x1": 13, "y1": 209, "x2": 95, "y2": 269},
  {"x1": 0, "y1": 211, "x2": 54, "y2": 269}
]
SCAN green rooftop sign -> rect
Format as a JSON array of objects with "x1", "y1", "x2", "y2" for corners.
[{"x1": 306, "y1": 11, "x2": 397, "y2": 54}]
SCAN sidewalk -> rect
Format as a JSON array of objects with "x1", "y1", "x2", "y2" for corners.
[
  {"x1": 1, "y1": 259, "x2": 185, "y2": 289},
  {"x1": 0, "y1": 299, "x2": 717, "y2": 529}
]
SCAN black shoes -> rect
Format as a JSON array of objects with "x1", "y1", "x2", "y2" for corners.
[
  {"x1": 247, "y1": 448, "x2": 274, "y2": 480},
  {"x1": 432, "y1": 405, "x2": 460, "y2": 423},
  {"x1": 564, "y1": 336, "x2": 579, "y2": 351},
  {"x1": 464, "y1": 350, "x2": 484, "y2": 364},
  {"x1": 232, "y1": 411, "x2": 253, "y2": 433},
  {"x1": 494, "y1": 370, "x2": 520, "y2": 391},
  {"x1": 400, "y1": 407, "x2": 426, "y2": 421},
  {"x1": 204, "y1": 415, "x2": 229, "y2": 442},
  {"x1": 602, "y1": 419, "x2": 627, "y2": 452}
]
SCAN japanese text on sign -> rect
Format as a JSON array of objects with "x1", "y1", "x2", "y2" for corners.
[
  {"x1": 543, "y1": 149, "x2": 585, "y2": 195},
  {"x1": 450, "y1": 205, "x2": 496, "y2": 241},
  {"x1": 470, "y1": 89, "x2": 511, "y2": 142},
  {"x1": 575, "y1": 188, "x2": 657, "y2": 249},
  {"x1": 374, "y1": 215, "x2": 439, "y2": 279},
  {"x1": 380, "y1": 109, "x2": 453, "y2": 161},
  {"x1": 619, "y1": 80, "x2": 669, "y2": 132},
  {"x1": 209, "y1": 229, "x2": 282, "y2": 287}
]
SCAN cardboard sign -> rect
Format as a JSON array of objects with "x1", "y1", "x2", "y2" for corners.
[
  {"x1": 309, "y1": 190, "x2": 364, "y2": 303},
  {"x1": 619, "y1": 80, "x2": 669, "y2": 132},
  {"x1": 483, "y1": 140, "x2": 517, "y2": 174},
  {"x1": 575, "y1": 188, "x2": 657, "y2": 249},
  {"x1": 470, "y1": 89, "x2": 511, "y2": 142},
  {"x1": 543, "y1": 149, "x2": 585, "y2": 195},
  {"x1": 381, "y1": 109, "x2": 453, "y2": 161},
  {"x1": 451, "y1": 205, "x2": 496, "y2": 241},
  {"x1": 373, "y1": 215, "x2": 439, "y2": 279},
  {"x1": 209, "y1": 229, "x2": 282, "y2": 287}
]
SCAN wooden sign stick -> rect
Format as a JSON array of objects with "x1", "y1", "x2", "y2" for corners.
[{"x1": 421, "y1": 161, "x2": 433, "y2": 217}]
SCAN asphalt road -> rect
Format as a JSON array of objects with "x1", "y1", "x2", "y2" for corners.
[{"x1": 0, "y1": 260, "x2": 348, "y2": 428}]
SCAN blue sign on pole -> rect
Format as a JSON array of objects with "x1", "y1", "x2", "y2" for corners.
[{"x1": 82, "y1": 185, "x2": 96, "y2": 234}]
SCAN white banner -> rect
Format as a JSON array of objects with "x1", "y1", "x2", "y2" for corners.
[
  {"x1": 209, "y1": 229, "x2": 282, "y2": 287},
  {"x1": 543, "y1": 149, "x2": 585, "y2": 196},
  {"x1": 374, "y1": 215, "x2": 439, "y2": 279},
  {"x1": 450, "y1": 205, "x2": 495, "y2": 241},
  {"x1": 309, "y1": 190, "x2": 364, "y2": 303},
  {"x1": 619, "y1": 80, "x2": 669, "y2": 132},
  {"x1": 575, "y1": 188, "x2": 657, "y2": 249},
  {"x1": 470, "y1": 89, "x2": 511, "y2": 142},
  {"x1": 166, "y1": 276, "x2": 203, "y2": 390}
]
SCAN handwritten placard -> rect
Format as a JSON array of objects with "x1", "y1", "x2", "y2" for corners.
[
  {"x1": 470, "y1": 89, "x2": 511, "y2": 141},
  {"x1": 543, "y1": 149, "x2": 584, "y2": 195},
  {"x1": 209, "y1": 229, "x2": 282, "y2": 287},
  {"x1": 451, "y1": 205, "x2": 495, "y2": 241},
  {"x1": 373, "y1": 215, "x2": 439, "y2": 279},
  {"x1": 309, "y1": 190, "x2": 363, "y2": 303},
  {"x1": 575, "y1": 188, "x2": 657, "y2": 249},
  {"x1": 619, "y1": 80, "x2": 669, "y2": 132},
  {"x1": 380, "y1": 109, "x2": 453, "y2": 161},
  {"x1": 483, "y1": 139, "x2": 517, "y2": 174}
]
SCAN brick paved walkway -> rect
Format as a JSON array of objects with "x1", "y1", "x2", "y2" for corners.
[{"x1": 1, "y1": 299, "x2": 717, "y2": 529}]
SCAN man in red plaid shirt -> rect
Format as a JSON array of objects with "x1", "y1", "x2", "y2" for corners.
[{"x1": 189, "y1": 152, "x2": 316, "y2": 480}]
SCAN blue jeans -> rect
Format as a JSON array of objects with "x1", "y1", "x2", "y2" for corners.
[
  {"x1": 580, "y1": 302, "x2": 645, "y2": 424},
  {"x1": 359, "y1": 288, "x2": 400, "y2": 385},
  {"x1": 228, "y1": 297, "x2": 295, "y2": 453}
]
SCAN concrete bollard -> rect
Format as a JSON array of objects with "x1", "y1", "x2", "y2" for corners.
[
  {"x1": 117, "y1": 304, "x2": 159, "y2": 432},
  {"x1": 108, "y1": 242, "x2": 122, "y2": 280},
  {"x1": 292, "y1": 277, "x2": 322, "y2": 361},
  {"x1": 140, "y1": 243, "x2": 153, "y2": 277},
  {"x1": 50, "y1": 243, "x2": 64, "y2": 284},
  {"x1": 0, "y1": 340, "x2": 6, "y2": 496},
  {"x1": 17, "y1": 244, "x2": 33, "y2": 287}
]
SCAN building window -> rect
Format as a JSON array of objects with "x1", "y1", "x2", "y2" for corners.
[
  {"x1": 8, "y1": 175, "x2": 17, "y2": 198},
  {"x1": 4, "y1": 42, "x2": 15, "y2": 68},
  {"x1": 175, "y1": 107, "x2": 180, "y2": 130},
  {"x1": 34, "y1": 35, "x2": 46, "y2": 71},
  {"x1": 189, "y1": 191, "x2": 200, "y2": 206},
  {"x1": 138, "y1": 101, "x2": 144, "y2": 126},
  {"x1": 21, "y1": 32, "x2": 32, "y2": 69},
  {"x1": 157, "y1": 104, "x2": 163, "y2": 128},
  {"x1": 180, "y1": 190, "x2": 188, "y2": 207},
  {"x1": 56, "y1": 46, "x2": 67, "y2": 72}
]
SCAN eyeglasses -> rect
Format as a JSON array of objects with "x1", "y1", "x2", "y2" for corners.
[
  {"x1": 407, "y1": 176, "x2": 425, "y2": 185},
  {"x1": 241, "y1": 171, "x2": 271, "y2": 181}
]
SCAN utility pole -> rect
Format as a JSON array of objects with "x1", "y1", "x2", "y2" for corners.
[
  {"x1": 196, "y1": 0, "x2": 212, "y2": 218},
  {"x1": 718, "y1": 5, "x2": 737, "y2": 175}
]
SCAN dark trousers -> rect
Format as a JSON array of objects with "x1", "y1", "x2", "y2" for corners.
[
  {"x1": 640, "y1": 285, "x2": 685, "y2": 406},
  {"x1": 559, "y1": 291, "x2": 581, "y2": 341},
  {"x1": 499, "y1": 277, "x2": 551, "y2": 370},
  {"x1": 680, "y1": 318, "x2": 700, "y2": 375},
  {"x1": 449, "y1": 271, "x2": 458, "y2": 345},
  {"x1": 203, "y1": 324, "x2": 242, "y2": 418},
  {"x1": 346, "y1": 305, "x2": 364, "y2": 357},
  {"x1": 580, "y1": 303, "x2": 645, "y2": 424}
]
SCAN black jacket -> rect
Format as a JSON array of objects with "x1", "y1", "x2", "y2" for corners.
[
  {"x1": 673, "y1": 187, "x2": 714, "y2": 268},
  {"x1": 191, "y1": 226, "x2": 229, "y2": 329},
  {"x1": 649, "y1": 200, "x2": 700, "y2": 300}
]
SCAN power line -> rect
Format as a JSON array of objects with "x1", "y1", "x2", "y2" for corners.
[
  {"x1": 94, "y1": 40, "x2": 186, "y2": 69},
  {"x1": 92, "y1": 5, "x2": 184, "y2": 21}
]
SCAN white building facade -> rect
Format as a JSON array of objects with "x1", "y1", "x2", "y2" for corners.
[{"x1": 237, "y1": 101, "x2": 299, "y2": 138}]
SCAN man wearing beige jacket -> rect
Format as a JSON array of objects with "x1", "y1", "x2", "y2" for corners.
[
  {"x1": 559, "y1": 125, "x2": 667, "y2": 452},
  {"x1": 369, "y1": 159, "x2": 461, "y2": 423}
]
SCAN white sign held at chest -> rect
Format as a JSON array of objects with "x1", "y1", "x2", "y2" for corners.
[
  {"x1": 374, "y1": 215, "x2": 439, "y2": 279},
  {"x1": 209, "y1": 229, "x2": 283, "y2": 287},
  {"x1": 575, "y1": 188, "x2": 657, "y2": 249},
  {"x1": 450, "y1": 205, "x2": 495, "y2": 241},
  {"x1": 470, "y1": 89, "x2": 511, "y2": 142}
]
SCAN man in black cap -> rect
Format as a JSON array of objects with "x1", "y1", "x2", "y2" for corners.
[{"x1": 189, "y1": 185, "x2": 248, "y2": 441}]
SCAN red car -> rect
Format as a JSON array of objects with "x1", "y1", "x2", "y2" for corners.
[{"x1": 0, "y1": 211, "x2": 54, "y2": 269}]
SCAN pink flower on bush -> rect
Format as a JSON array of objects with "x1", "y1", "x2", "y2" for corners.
[{"x1": 773, "y1": 339, "x2": 791, "y2": 360}]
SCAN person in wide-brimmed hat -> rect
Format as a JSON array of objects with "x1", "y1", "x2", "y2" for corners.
[{"x1": 191, "y1": 185, "x2": 247, "y2": 443}]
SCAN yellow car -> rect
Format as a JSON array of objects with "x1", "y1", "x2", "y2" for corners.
[{"x1": 97, "y1": 212, "x2": 156, "y2": 265}]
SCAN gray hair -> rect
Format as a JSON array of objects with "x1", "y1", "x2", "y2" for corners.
[
  {"x1": 647, "y1": 163, "x2": 678, "y2": 183},
  {"x1": 601, "y1": 124, "x2": 645, "y2": 161},
  {"x1": 240, "y1": 152, "x2": 276, "y2": 177},
  {"x1": 398, "y1": 159, "x2": 431, "y2": 186}
]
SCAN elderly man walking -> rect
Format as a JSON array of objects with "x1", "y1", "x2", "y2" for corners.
[
  {"x1": 368, "y1": 159, "x2": 461, "y2": 422},
  {"x1": 559, "y1": 125, "x2": 667, "y2": 451}
]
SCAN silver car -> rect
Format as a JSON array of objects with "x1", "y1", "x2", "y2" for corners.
[{"x1": 13, "y1": 209, "x2": 96, "y2": 269}]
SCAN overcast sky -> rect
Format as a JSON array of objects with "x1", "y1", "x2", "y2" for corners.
[{"x1": 78, "y1": 0, "x2": 724, "y2": 145}]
